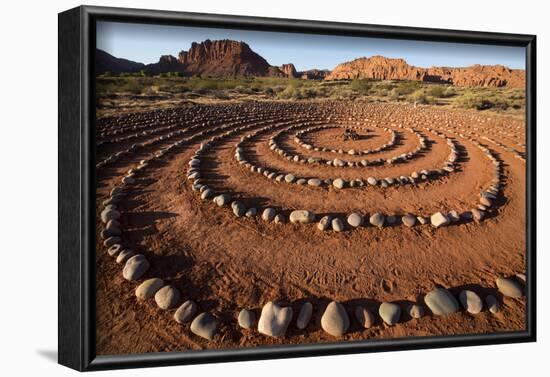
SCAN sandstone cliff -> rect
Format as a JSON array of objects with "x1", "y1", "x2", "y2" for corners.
[{"x1": 325, "y1": 56, "x2": 524, "y2": 88}]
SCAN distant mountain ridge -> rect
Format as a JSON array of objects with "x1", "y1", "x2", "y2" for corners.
[
  {"x1": 325, "y1": 55, "x2": 525, "y2": 88},
  {"x1": 95, "y1": 49, "x2": 145, "y2": 74},
  {"x1": 96, "y1": 39, "x2": 524, "y2": 88}
]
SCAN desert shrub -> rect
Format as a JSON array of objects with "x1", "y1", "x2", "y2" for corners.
[
  {"x1": 426, "y1": 85, "x2": 445, "y2": 97},
  {"x1": 376, "y1": 82, "x2": 396, "y2": 91},
  {"x1": 394, "y1": 81, "x2": 421, "y2": 95},
  {"x1": 350, "y1": 79, "x2": 372, "y2": 94},
  {"x1": 119, "y1": 79, "x2": 144, "y2": 94},
  {"x1": 388, "y1": 88, "x2": 400, "y2": 101},
  {"x1": 442, "y1": 87, "x2": 456, "y2": 98},
  {"x1": 235, "y1": 86, "x2": 254, "y2": 95},
  {"x1": 299, "y1": 87, "x2": 316, "y2": 99},
  {"x1": 508, "y1": 91, "x2": 525, "y2": 100},
  {"x1": 277, "y1": 85, "x2": 298, "y2": 99},
  {"x1": 213, "y1": 91, "x2": 230, "y2": 100},
  {"x1": 330, "y1": 89, "x2": 357, "y2": 100},
  {"x1": 407, "y1": 89, "x2": 432, "y2": 104},
  {"x1": 454, "y1": 93, "x2": 504, "y2": 110}
]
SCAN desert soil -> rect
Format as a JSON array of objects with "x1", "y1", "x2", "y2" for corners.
[{"x1": 95, "y1": 100, "x2": 526, "y2": 355}]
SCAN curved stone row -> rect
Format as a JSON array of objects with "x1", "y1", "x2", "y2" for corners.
[
  {"x1": 184, "y1": 122, "x2": 502, "y2": 230},
  {"x1": 100, "y1": 143, "x2": 522, "y2": 341},
  {"x1": 96, "y1": 102, "x2": 523, "y2": 345},
  {"x1": 253, "y1": 277, "x2": 524, "y2": 338},
  {"x1": 273, "y1": 124, "x2": 428, "y2": 167},
  {"x1": 96, "y1": 110, "x2": 287, "y2": 169},
  {"x1": 234, "y1": 124, "x2": 458, "y2": 190},
  {"x1": 482, "y1": 135, "x2": 526, "y2": 162},
  {"x1": 294, "y1": 124, "x2": 397, "y2": 156},
  {"x1": 97, "y1": 108, "x2": 207, "y2": 146}
]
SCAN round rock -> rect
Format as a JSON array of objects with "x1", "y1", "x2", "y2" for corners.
[
  {"x1": 289, "y1": 210, "x2": 315, "y2": 224},
  {"x1": 378, "y1": 302, "x2": 401, "y2": 325},
  {"x1": 101, "y1": 209, "x2": 120, "y2": 223},
  {"x1": 307, "y1": 178, "x2": 322, "y2": 187},
  {"x1": 135, "y1": 278, "x2": 164, "y2": 300},
  {"x1": 347, "y1": 213, "x2": 364, "y2": 227},
  {"x1": 213, "y1": 193, "x2": 231, "y2": 207},
  {"x1": 408, "y1": 304, "x2": 424, "y2": 319},
  {"x1": 485, "y1": 295, "x2": 500, "y2": 314},
  {"x1": 257, "y1": 301, "x2": 293, "y2": 337},
  {"x1": 238, "y1": 309, "x2": 256, "y2": 329},
  {"x1": 122, "y1": 254, "x2": 150, "y2": 281},
  {"x1": 354, "y1": 306, "x2": 375, "y2": 329},
  {"x1": 459, "y1": 290, "x2": 483, "y2": 314},
  {"x1": 317, "y1": 215, "x2": 332, "y2": 231},
  {"x1": 333, "y1": 178, "x2": 345, "y2": 189},
  {"x1": 424, "y1": 288, "x2": 459, "y2": 315},
  {"x1": 321, "y1": 301, "x2": 350, "y2": 337},
  {"x1": 431, "y1": 212, "x2": 450, "y2": 228},
  {"x1": 232, "y1": 201, "x2": 246, "y2": 217},
  {"x1": 116, "y1": 249, "x2": 134, "y2": 264},
  {"x1": 284, "y1": 174, "x2": 296, "y2": 183},
  {"x1": 296, "y1": 302, "x2": 313, "y2": 330},
  {"x1": 154, "y1": 285, "x2": 180, "y2": 310},
  {"x1": 262, "y1": 208, "x2": 276, "y2": 222},
  {"x1": 369, "y1": 213, "x2": 385, "y2": 228},
  {"x1": 402, "y1": 214, "x2": 416, "y2": 227},
  {"x1": 190, "y1": 312, "x2": 218, "y2": 340},
  {"x1": 331, "y1": 218, "x2": 345, "y2": 232},
  {"x1": 174, "y1": 300, "x2": 198, "y2": 323},
  {"x1": 496, "y1": 277, "x2": 523, "y2": 298}
]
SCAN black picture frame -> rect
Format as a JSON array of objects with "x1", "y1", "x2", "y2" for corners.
[{"x1": 58, "y1": 5, "x2": 537, "y2": 371}]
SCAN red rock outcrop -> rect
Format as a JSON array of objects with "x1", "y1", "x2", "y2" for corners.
[
  {"x1": 300, "y1": 69, "x2": 330, "y2": 80},
  {"x1": 177, "y1": 39, "x2": 272, "y2": 77},
  {"x1": 145, "y1": 55, "x2": 186, "y2": 75},
  {"x1": 279, "y1": 63, "x2": 298, "y2": 78},
  {"x1": 325, "y1": 56, "x2": 524, "y2": 88}
]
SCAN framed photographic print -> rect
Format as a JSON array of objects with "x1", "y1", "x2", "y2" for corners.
[{"x1": 58, "y1": 5, "x2": 536, "y2": 371}]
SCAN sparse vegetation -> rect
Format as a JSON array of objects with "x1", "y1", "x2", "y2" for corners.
[
  {"x1": 96, "y1": 74, "x2": 525, "y2": 116},
  {"x1": 350, "y1": 79, "x2": 373, "y2": 94}
]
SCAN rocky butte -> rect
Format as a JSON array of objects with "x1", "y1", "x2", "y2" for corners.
[
  {"x1": 325, "y1": 55, "x2": 525, "y2": 88},
  {"x1": 96, "y1": 40, "x2": 524, "y2": 88}
]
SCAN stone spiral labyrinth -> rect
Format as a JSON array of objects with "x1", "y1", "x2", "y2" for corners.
[{"x1": 95, "y1": 101, "x2": 527, "y2": 354}]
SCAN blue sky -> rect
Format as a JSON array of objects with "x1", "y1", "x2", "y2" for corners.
[{"x1": 97, "y1": 21, "x2": 525, "y2": 71}]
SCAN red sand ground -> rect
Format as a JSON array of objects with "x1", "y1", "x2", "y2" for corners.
[{"x1": 95, "y1": 101, "x2": 526, "y2": 355}]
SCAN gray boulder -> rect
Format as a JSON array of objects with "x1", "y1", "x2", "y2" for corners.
[
  {"x1": 459, "y1": 290, "x2": 483, "y2": 314},
  {"x1": 424, "y1": 288, "x2": 459, "y2": 315},
  {"x1": 331, "y1": 218, "x2": 345, "y2": 232},
  {"x1": 296, "y1": 302, "x2": 313, "y2": 330},
  {"x1": 238, "y1": 309, "x2": 256, "y2": 329},
  {"x1": 135, "y1": 278, "x2": 164, "y2": 300},
  {"x1": 321, "y1": 301, "x2": 349, "y2": 336},
  {"x1": 190, "y1": 312, "x2": 218, "y2": 340},
  {"x1": 496, "y1": 277, "x2": 523, "y2": 298},
  {"x1": 174, "y1": 300, "x2": 198, "y2": 323},
  {"x1": 378, "y1": 302, "x2": 401, "y2": 325},
  {"x1": 354, "y1": 306, "x2": 375, "y2": 328},
  {"x1": 369, "y1": 213, "x2": 385, "y2": 228},
  {"x1": 289, "y1": 210, "x2": 315, "y2": 224},
  {"x1": 258, "y1": 301, "x2": 293, "y2": 337},
  {"x1": 347, "y1": 213, "x2": 364, "y2": 227},
  {"x1": 431, "y1": 212, "x2": 450, "y2": 228},
  {"x1": 122, "y1": 254, "x2": 150, "y2": 281},
  {"x1": 262, "y1": 208, "x2": 276, "y2": 222},
  {"x1": 154, "y1": 285, "x2": 180, "y2": 310}
]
